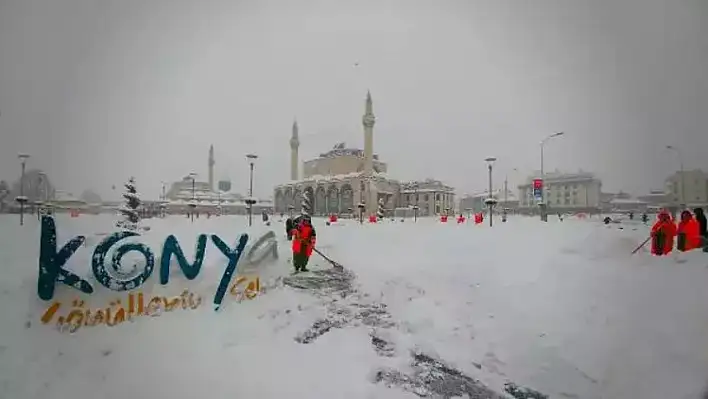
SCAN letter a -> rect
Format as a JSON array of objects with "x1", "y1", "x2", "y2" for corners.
[
  {"x1": 37, "y1": 215, "x2": 94, "y2": 301},
  {"x1": 159, "y1": 235, "x2": 208, "y2": 285}
]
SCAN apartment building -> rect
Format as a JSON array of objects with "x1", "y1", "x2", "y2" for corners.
[{"x1": 517, "y1": 170, "x2": 602, "y2": 211}]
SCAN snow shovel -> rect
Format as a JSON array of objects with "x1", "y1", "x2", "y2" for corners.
[
  {"x1": 631, "y1": 236, "x2": 652, "y2": 255},
  {"x1": 313, "y1": 247, "x2": 344, "y2": 270}
]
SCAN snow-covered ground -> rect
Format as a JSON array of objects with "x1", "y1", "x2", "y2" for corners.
[{"x1": 2, "y1": 213, "x2": 708, "y2": 399}]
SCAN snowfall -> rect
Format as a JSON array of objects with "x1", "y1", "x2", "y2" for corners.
[{"x1": 2, "y1": 213, "x2": 708, "y2": 399}]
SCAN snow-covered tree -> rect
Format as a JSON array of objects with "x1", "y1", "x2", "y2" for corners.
[
  {"x1": 301, "y1": 190, "x2": 313, "y2": 216},
  {"x1": 377, "y1": 198, "x2": 385, "y2": 220},
  {"x1": 0, "y1": 180, "x2": 8, "y2": 212},
  {"x1": 116, "y1": 177, "x2": 141, "y2": 231}
]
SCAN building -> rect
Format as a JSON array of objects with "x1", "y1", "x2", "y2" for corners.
[
  {"x1": 607, "y1": 198, "x2": 648, "y2": 213},
  {"x1": 637, "y1": 190, "x2": 669, "y2": 211},
  {"x1": 600, "y1": 191, "x2": 632, "y2": 211},
  {"x1": 517, "y1": 170, "x2": 602, "y2": 212},
  {"x1": 398, "y1": 179, "x2": 456, "y2": 217},
  {"x1": 46, "y1": 190, "x2": 91, "y2": 213},
  {"x1": 164, "y1": 147, "x2": 272, "y2": 215},
  {"x1": 459, "y1": 189, "x2": 518, "y2": 214},
  {"x1": 273, "y1": 92, "x2": 455, "y2": 217},
  {"x1": 664, "y1": 169, "x2": 708, "y2": 207}
]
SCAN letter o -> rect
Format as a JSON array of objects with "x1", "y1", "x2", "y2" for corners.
[{"x1": 92, "y1": 231, "x2": 155, "y2": 291}]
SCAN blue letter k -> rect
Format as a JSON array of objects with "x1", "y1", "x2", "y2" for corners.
[{"x1": 37, "y1": 215, "x2": 94, "y2": 301}]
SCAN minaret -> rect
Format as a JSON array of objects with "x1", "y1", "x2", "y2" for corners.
[
  {"x1": 290, "y1": 120, "x2": 300, "y2": 181},
  {"x1": 208, "y1": 145, "x2": 215, "y2": 191},
  {"x1": 362, "y1": 91, "x2": 376, "y2": 213}
]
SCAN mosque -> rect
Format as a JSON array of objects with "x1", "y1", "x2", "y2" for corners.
[
  {"x1": 164, "y1": 145, "x2": 273, "y2": 214},
  {"x1": 273, "y1": 92, "x2": 455, "y2": 217}
]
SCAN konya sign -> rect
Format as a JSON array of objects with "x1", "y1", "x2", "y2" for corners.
[{"x1": 36, "y1": 215, "x2": 279, "y2": 312}]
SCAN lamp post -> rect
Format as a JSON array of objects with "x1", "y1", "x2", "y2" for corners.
[
  {"x1": 666, "y1": 145, "x2": 685, "y2": 209},
  {"x1": 485, "y1": 157, "x2": 497, "y2": 227},
  {"x1": 217, "y1": 190, "x2": 222, "y2": 216},
  {"x1": 16, "y1": 153, "x2": 30, "y2": 226},
  {"x1": 246, "y1": 153, "x2": 258, "y2": 227},
  {"x1": 412, "y1": 183, "x2": 419, "y2": 222},
  {"x1": 539, "y1": 132, "x2": 565, "y2": 221},
  {"x1": 358, "y1": 180, "x2": 366, "y2": 224},
  {"x1": 188, "y1": 172, "x2": 197, "y2": 222},
  {"x1": 36, "y1": 171, "x2": 46, "y2": 220}
]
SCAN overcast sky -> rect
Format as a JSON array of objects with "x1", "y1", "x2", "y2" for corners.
[{"x1": 0, "y1": 0, "x2": 706, "y2": 201}]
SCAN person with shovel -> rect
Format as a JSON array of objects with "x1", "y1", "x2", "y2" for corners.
[
  {"x1": 650, "y1": 210, "x2": 677, "y2": 256},
  {"x1": 290, "y1": 214, "x2": 316, "y2": 273}
]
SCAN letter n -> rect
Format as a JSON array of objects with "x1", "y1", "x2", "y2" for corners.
[
  {"x1": 37, "y1": 215, "x2": 94, "y2": 301},
  {"x1": 159, "y1": 235, "x2": 207, "y2": 284}
]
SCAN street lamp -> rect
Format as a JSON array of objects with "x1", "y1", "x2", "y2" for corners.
[
  {"x1": 188, "y1": 172, "x2": 197, "y2": 222},
  {"x1": 539, "y1": 132, "x2": 565, "y2": 221},
  {"x1": 666, "y1": 145, "x2": 686, "y2": 209},
  {"x1": 412, "y1": 183, "x2": 419, "y2": 222},
  {"x1": 502, "y1": 167, "x2": 517, "y2": 221},
  {"x1": 16, "y1": 153, "x2": 30, "y2": 226},
  {"x1": 245, "y1": 153, "x2": 258, "y2": 227},
  {"x1": 358, "y1": 179, "x2": 366, "y2": 224},
  {"x1": 484, "y1": 157, "x2": 497, "y2": 227},
  {"x1": 36, "y1": 171, "x2": 46, "y2": 220}
]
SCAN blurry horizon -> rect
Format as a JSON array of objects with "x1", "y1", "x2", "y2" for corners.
[{"x1": 1, "y1": 0, "x2": 706, "y2": 200}]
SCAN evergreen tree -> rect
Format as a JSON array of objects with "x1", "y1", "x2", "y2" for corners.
[
  {"x1": 301, "y1": 190, "x2": 313, "y2": 216},
  {"x1": 377, "y1": 197, "x2": 385, "y2": 220},
  {"x1": 117, "y1": 177, "x2": 141, "y2": 230},
  {"x1": 0, "y1": 180, "x2": 8, "y2": 212}
]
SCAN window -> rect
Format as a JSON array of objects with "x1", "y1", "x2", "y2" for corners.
[
  {"x1": 424, "y1": 194, "x2": 429, "y2": 201},
  {"x1": 436, "y1": 193, "x2": 440, "y2": 201}
]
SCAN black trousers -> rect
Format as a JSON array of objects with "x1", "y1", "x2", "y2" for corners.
[{"x1": 293, "y1": 252, "x2": 310, "y2": 270}]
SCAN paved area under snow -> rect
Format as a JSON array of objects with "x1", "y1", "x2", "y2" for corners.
[{"x1": 1, "y1": 214, "x2": 708, "y2": 399}]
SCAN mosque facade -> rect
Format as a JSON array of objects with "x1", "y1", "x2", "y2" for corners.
[{"x1": 273, "y1": 92, "x2": 455, "y2": 217}]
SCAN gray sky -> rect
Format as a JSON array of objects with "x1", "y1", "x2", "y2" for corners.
[{"x1": 1, "y1": 0, "x2": 706, "y2": 201}]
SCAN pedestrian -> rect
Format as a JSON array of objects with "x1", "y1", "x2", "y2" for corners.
[
  {"x1": 692, "y1": 207, "x2": 707, "y2": 251},
  {"x1": 677, "y1": 210, "x2": 701, "y2": 252},
  {"x1": 285, "y1": 216, "x2": 294, "y2": 240},
  {"x1": 651, "y1": 210, "x2": 677, "y2": 256},
  {"x1": 290, "y1": 214, "x2": 316, "y2": 273}
]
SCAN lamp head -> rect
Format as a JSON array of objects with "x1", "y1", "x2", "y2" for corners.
[
  {"x1": 18, "y1": 153, "x2": 29, "y2": 161},
  {"x1": 246, "y1": 154, "x2": 258, "y2": 161}
]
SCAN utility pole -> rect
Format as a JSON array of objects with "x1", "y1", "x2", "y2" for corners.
[
  {"x1": 246, "y1": 153, "x2": 258, "y2": 227},
  {"x1": 539, "y1": 132, "x2": 565, "y2": 222},
  {"x1": 666, "y1": 145, "x2": 685, "y2": 209},
  {"x1": 17, "y1": 153, "x2": 30, "y2": 226},
  {"x1": 485, "y1": 157, "x2": 497, "y2": 227}
]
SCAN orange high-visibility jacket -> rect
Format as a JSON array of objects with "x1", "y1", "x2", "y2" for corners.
[
  {"x1": 677, "y1": 218, "x2": 701, "y2": 251},
  {"x1": 291, "y1": 223, "x2": 316, "y2": 257}
]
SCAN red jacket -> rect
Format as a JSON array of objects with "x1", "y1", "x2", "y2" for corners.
[
  {"x1": 651, "y1": 216, "x2": 677, "y2": 255},
  {"x1": 291, "y1": 222, "x2": 316, "y2": 256},
  {"x1": 677, "y1": 218, "x2": 701, "y2": 251}
]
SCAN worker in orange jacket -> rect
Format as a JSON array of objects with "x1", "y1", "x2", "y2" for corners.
[
  {"x1": 677, "y1": 210, "x2": 701, "y2": 252},
  {"x1": 290, "y1": 215, "x2": 316, "y2": 273},
  {"x1": 651, "y1": 210, "x2": 677, "y2": 256}
]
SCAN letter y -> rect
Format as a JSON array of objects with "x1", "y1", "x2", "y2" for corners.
[{"x1": 211, "y1": 233, "x2": 249, "y2": 310}]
